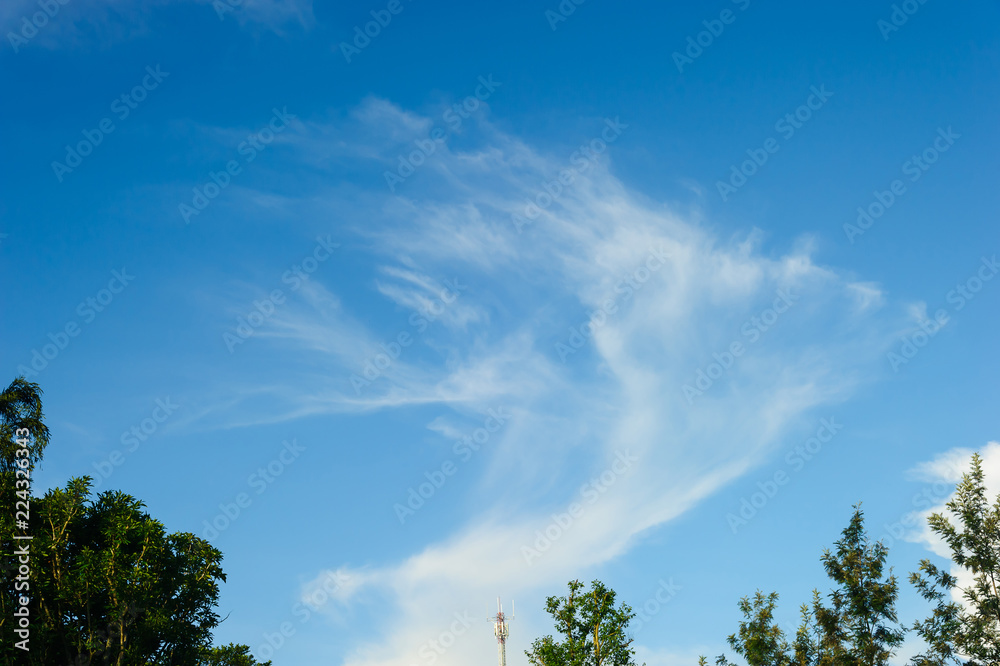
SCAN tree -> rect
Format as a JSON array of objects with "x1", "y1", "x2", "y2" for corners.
[
  {"x1": 715, "y1": 590, "x2": 793, "y2": 666},
  {"x1": 910, "y1": 452, "x2": 1000, "y2": 665},
  {"x1": 201, "y1": 643, "x2": 275, "y2": 666},
  {"x1": 0, "y1": 377, "x2": 50, "y2": 472},
  {"x1": 711, "y1": 591, "x2": 827, "y2": 666},
  {"x1": 709, "y1": 506, "x2": 903, "y2": 666},
  {"x1": 28, "y1": 477, "x2": 241, "y2": 664},
  {"x1": 13, "y1": 478, "x2": 273, "y2": 666},
  {"x1": 1, "y1": 378, "x2": 51, "y2": 662},
  {"x1": 812, "y1": 505, "x2": 905, "y2": 666},
  {"x1": 909, "y1": 560, "x2": 962, "y2": 666},
  {"x1": 526, "y1": 579, "x2": 639, "y2": 666},
  {"x1": 0, "y1": 377, "x2": 270, "y2": 665}
]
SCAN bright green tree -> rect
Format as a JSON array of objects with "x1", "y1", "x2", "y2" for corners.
[
  {"x1": 526, "y1": 579, "x2": 639, "y2": 666},
  {"x1": 910, "y1": 452, "x2": 1000, "y2": 665}
]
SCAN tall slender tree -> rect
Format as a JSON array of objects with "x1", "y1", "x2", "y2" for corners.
[
  {"x1": 1, "y1": 377, "x2": 50, "y2": 662},
  {"x1": 710, "y1": 506, "x2": 903, "y2": 666},
  {"x1": 813, "y1": 505, "x2": 905, "y2": 666},
  {"x1": 910, "y1": 452, "x2": 1000, "y2": 665}
]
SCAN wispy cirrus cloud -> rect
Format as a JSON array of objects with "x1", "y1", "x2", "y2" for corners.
[
  {"x1": 0, "y1": 0, "x2": 312, "y2": 50},
  {"x1": 185, "y1": 97, "x2": 908, "y2": 664}
]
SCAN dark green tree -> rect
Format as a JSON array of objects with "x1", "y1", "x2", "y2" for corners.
[
  {"x1": 1, "y1": 378, "x2": 50, "y2": 662},
  {"x1": 715, "y1": 590, "x2": 792, "y2": 666},
  {"x1": 710, "y1": 591, "x2": 828, "y2": 666},
  {"x1": 526, "y1": 579, "x2": 639, "y2": 666},
  {"x1": 200, "y1": 643, "x2": 275, "y2": 666},
  {"x1": 812, "y1": 505, "x2": 905, "y2": 666},
  {"x1": 28, "y1": 477, "x2": 251, "y2": 664},
  {"x1": 1, "y1": 378, "x2": 270, "y2": 665},
  {"x1": 910, "y1": 452, "x2": 1000, "y2": 665},
  {"x1": 909, "y1": 560, "x2": 962, "y2": 666},
  {"x1": 710, "y1": 506, "x2": 903, "y2": 666},
  {"x1": 0, "y1": 377, "x2": 50, "y2": 471}
]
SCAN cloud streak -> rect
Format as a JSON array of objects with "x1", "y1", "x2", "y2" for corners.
[
  {"x1": 0, "y1": 0, "x2": 313, "y2": 50},
  {"x1": 185, "y1": 97, "x2": 908, "y2": 664}
]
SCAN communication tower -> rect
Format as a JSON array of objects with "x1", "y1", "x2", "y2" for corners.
[{"x1": 491, "y1": 598, "x2": 513, "y2": 666}]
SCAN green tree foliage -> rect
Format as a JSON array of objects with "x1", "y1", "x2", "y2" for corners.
[
  {"x1": 28, "y1": 477, "x2": 252, "y2": 664},
  {"x1": 910, "y1": 452, "x2": 1000, "y2": 665},
  {"x1": 713, "y1": 591, "x2": 826, "y2": 666},
  {"x1": 0, "y1": 377, "x2": 50, "y2": 472},
  {"x1": 200, "y1": 643, "x2": 275, "y2": 666},
  {"x1": 1, "y1": 378, "x2": 50, "y2": 662},
  {"x1": 526, "y1": 579, "x2": 639, "y2": 666},
  {"x1": 813, "y1": 505, "x2": 905, "y2": 666},
  {"x1": 909, "y1": 560, "x2": 962, "y2": 666},
  {"x1": 1, "y1": 378, "x2": 270, "y2": 665},
  {"x1": 710, "y1": 506, "x2": 903, "y2": 666}
]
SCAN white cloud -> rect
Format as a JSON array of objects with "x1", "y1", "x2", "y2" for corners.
[
  {"x1": 0, "y1": 0, "x2": 312, "y2": 49},
  {"x1": 375, "y1": 266, "x2": 486, "y2": 330},
  {"x1": 301, "y1": 566, "x2": 376, "y2": 610},
  {"x1": 223, "y1": 0, "x2": 313, "y2": 31},
  {"x1": 906, "y1": 441, "x2": 1000, "y2": 576},
  {"x1": 847, "y1": 281, "x2": 885, "y2": 313},
  {"x1": 176, "y1": 98, "x2": 913, "y2": 666},
  {"x1": 424, "y1": 416, "x2": 467, "y2": 442}
]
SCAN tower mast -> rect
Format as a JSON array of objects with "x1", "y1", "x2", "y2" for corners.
[{"x1": 492, "y1": 597, "x2": 512, "y2": 666}]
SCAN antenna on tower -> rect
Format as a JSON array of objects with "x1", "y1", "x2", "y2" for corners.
[{"x1": 491, "y1": 597, "x2": 513, "y2": 666}]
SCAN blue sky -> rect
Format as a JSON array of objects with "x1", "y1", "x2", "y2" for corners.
[{"x1": 2, "y1": 0, "x2": 999, "y2": 663}]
